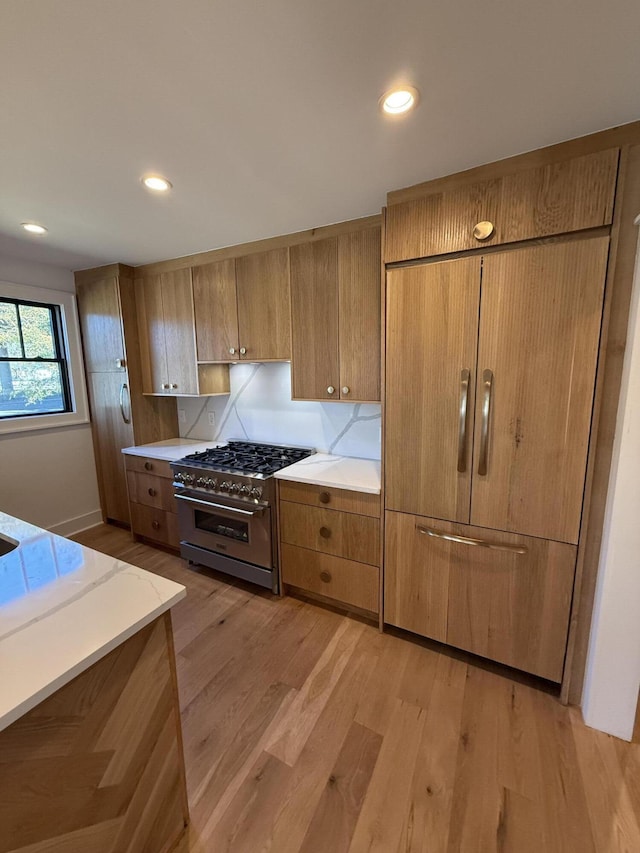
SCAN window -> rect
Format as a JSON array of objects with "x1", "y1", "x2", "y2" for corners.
[
  {"x1": 0, "y1": 297, "x2": 72, "y2": 418},
  {"x1": 0, "y1": 281, "x2": 89, "y2": 433}
]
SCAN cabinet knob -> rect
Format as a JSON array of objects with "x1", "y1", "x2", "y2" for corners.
[
  {"x1": 473, "y1": 220, "x2": 495, "y2": 241},
  {"x1": 327, "y1": 386, "x2": 335, "y2": 395},
  {"x1": 341, "y1": 386, "x2": 350, "y2": 395},
  {"x1": 239, "y1": 347, "x2": 247, "y2": 355},
  {"x1": 319, "y1": 491, "x2": 331, "y2": 504},
  {"x1": 152, "y1": 521, "x2": 161, "y2": 530},
  {"x1": 229, "y1": 347, "x2": 236, "y2": 355},
  {"x1": 161, "y1": 383, "x2": 169, "y2": 390},
  {"x1": 115, "y1": 358, "x2": 126, "y2": 369},
  {"x1": 148, "y1": 487, "x2": 156, "y2": 497},
  {"x1": 171, "y1": 383, "x2": 178, "y2": 389},
  {"x1": 144, "y1": 461, "x2": 153, "y2": 471},
  {"x1": 319, "y1": 571, "x2": 332, "y2": 583},
  {"x1": 319, "y1": 526, "x2": 331, "y2": 539}
]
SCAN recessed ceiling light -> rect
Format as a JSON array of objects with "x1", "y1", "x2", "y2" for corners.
[
  {"x1": 380, "y1": 86, "x2": 419, "y2": 115},
  {"x1": 22, "y1": 222, "x2": 48, "y2": 234},
  {"x1": 142, "y1": 175, "x2": 172, "y2": 192}
]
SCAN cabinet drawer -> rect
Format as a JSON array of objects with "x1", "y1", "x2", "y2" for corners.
[
  {"x1": 126, "y1": 471, "x2": 176, "y2": 512},
  {"x1": 124, "y1": 455, "x2": 174, "y2": 479},
  {"x1": 278, "y1": 480, "x2": 380, "y2": 517},
  {"x1": 129, "y1": 502, "x2": 179, "y2": 548},
  {"x1": 281, "y1": 544, "x2": 379, "y2": 614},
  {"x1": 384, "y1": 511, "x2": 576, "y2": 682},
  {"x1": 385, "y1": 148, "x2": 619, "y2": 262},
  {"x1": 280, "y1": 501, "x2": 379, "y2": 566}
]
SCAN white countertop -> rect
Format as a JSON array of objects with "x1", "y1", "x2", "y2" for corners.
[
  {"x1": 0, "y1": 512, "x2": 185, "y2": 733},
  {"x1": 122, "y1": 437, "x2": 225, "y2": 461},
  {"x1": 274, "y1": 453, "x2": 381, "y2": 494}
]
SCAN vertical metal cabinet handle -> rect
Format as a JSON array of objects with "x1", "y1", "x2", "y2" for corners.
[
  {"x1": 478, "y1": 369, "x2": 493, "y2": 476},
  {"x1": 457, "y1": 369, "x2": 470, "y2": 473},
  {"x1": 119, "y1": 382, "x2": 131, "y2": 424},
  {"x1": 416, "y1": 524, "x2": 527, "y2": 555}
]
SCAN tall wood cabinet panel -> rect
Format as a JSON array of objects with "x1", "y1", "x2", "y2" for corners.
[
  {"x1": 193, "y1": 259, "x2": 239, "y2": 361},
  {"x1": 290, "y1": 226, "x2": 381, "y2": 402},
  {"x1": 75, "y1": 267, "x2": 178, "y2": 525},
  {"x1": 384, "y1": 511, "x2": 576, "y2": 682},
  {"x1": 236, "y1": 248, "x2": 291, "y2": 360},
  {"x1": 385, "y1": 257, "x2": 481, "y2": 522},
  {"x1": 385, "y1": 148, "x2": 619, "y2": 263},
  {"x1": 136, "y1": 270, "x2": 229, "y2": 396},
  {"x1": 471, "y1": 238, "x2": 609, "y2": 543}
]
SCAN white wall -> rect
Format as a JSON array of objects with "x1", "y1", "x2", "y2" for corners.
[
  {"x1": 582, "y1": 219, "x2": 640, "y2": 741},
  {"x1": 178, "y1": 362, "x2": 381, "y2": 459},
  {"x1": 0, "y1": 254, "x2": 101, "y2": 534}
]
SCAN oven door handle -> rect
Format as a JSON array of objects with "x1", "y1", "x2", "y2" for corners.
[{"x1": 174, "y1": 493, "x2": 264, "y2": 517}]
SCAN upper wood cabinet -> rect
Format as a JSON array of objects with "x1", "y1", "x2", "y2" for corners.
[
  {"x1": 290, "y1": 226, "x2": 381, "y2": 402},
  {"x1": 385, "y1": 149, "x2": 619, "y2": 263},
  {"x1": 385, "y1": 236, "x2": 608, "y2": 545},
  {"x1": 193, "y1": 248, "x2": 291, "y2": 362},
  {"x1": 136, "y1": 269, "x2": 229, "y2": 396},
  {"x1": 76, "y1": 275, "x2": 127, "y2": 373}
]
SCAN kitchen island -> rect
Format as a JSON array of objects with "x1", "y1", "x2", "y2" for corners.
[{"x1": 0, "y1": 512, "x2": 188, "y2": 853}]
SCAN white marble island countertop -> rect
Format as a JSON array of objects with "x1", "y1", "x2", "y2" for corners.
[
  {"x1": 274, "y1": 453, "x2": 381, "y2": 494},
  {"x1": 0, "y1": 512, "x2": 185, "y2": 733},
  {"x1": 122, "y1": 437, "x2": 225, "y2": 462}
]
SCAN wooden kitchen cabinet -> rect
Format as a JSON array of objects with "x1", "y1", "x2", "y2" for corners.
[
  {"x1": 384, "y1": 511, "x2": 576, "y2": 682},
  {"x1": 136, "y1": 269, "x2": 230, "y2": 396},
  {"x1": 193, "y1": 248, "x2": 291, "y2": 362},
  {"x1": 290, "y1": 226, "x2": 381, "y2": 402},
  {"x1": 75, "y1": 266, "x2": 178, "y2": 525},
  {"x1": 279, "y1": 482, "x2": 381, "y2": 615},
  {"x1": 385, "y1": 148, "x2": 619, "y2": 263},
  {"x1": 124, "y1": 454, "x2": 179, "y2": 548}
]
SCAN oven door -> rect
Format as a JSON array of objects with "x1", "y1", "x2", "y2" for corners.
[{"x1": 175, "y1": 492, "x2": 272, "y2": 569}]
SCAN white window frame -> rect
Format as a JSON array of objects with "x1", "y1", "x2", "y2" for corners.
[{"x1": 0, "y1": 281, "x2": 89, "y2": 434}]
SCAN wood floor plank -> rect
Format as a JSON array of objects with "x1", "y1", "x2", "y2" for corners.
[
  {"x1": 353, "y1": 632, "x2": 412, "y2": 736},
  {"x1": 299, "y1": 722, "x2": 382, "y2": 853}
]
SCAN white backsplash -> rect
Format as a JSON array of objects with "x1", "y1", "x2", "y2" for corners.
[{"x1": 178, "y1": 363, "x2": 381, "y2": 460}]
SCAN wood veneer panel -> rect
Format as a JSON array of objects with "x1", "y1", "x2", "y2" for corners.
[
  {"x1": 160, "y1": 269, "x2": 199, "y2": 395},
  {"x1": 278, "y1": 480, "x2": 380, "y2": 516},
  {"x1": 192, "y1": 259, "x2": 239, "y2": 362},
  {"x1": 76, "y1": 275, "x2": 124, "y2": 373},
  {"x1": 236, "y1": 248, "x2": 291, "y2": 360},
  {"x1": 0, "y1": 616, "x2": 187, "y2": 853},
  {"x1": 471, "y1": 237, "x2": 609, "y2": 543},
  {"x1": 385, "y1": 256, "x2": 481, "y2": 522},
  {"x1": 279, "y1": 501, "x2": 380, "y2": 566}
]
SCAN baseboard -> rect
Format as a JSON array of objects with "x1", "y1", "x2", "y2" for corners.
[{"x1": 48, "y1": 510, "x2": 104, "y2": 537}]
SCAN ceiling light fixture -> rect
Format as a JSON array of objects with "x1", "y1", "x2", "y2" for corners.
[
  {"x1": 380, "y1": 86, "x2": 420, "y2": 115},
  {"x1": 22, "y1": 222, "x2": 48, "y2": 234},
  {"x1": 142, "y1": 175, "x2": 172, "y2": 192}
]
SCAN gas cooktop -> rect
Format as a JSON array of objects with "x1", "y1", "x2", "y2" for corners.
[{"x1": 176, "y1": 440, "x2": 315, "y2": 477}]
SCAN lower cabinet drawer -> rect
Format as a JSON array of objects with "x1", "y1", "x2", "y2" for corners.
[
  {"x1": 280, "y1": 501, "x2": 380, "y2": 566},
  {"x1": 281, "y1": 544, "x2": 379, "y2": 614},
  {"x1": 124, "y1": 455, "x2": 174, "y2": 479},
  {"x1": 384, "y1": 511, "x2": 577, "y2": 682},
  {"x1": 126, "y1": 470, "x2": 176, "y2": 512},
  {"x1": 130, "y1": 502, "x2": 179, "y2": 548}
]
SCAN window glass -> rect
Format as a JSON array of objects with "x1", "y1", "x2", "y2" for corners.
[
  {"x1": 0, "y1": 301, "x2": 22, "y2": 357},
  {"x1": 19, "y1": 304, "x2": 56, "y2": 358}
]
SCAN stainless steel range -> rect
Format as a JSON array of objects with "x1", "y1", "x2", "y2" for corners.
[{"x1": 170, "y1": 440, "x2": 314, "y2": 592}]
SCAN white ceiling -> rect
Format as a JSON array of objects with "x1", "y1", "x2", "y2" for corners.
[{"x1": 1, "y1": 0, "x2": 639, "y2": 271}]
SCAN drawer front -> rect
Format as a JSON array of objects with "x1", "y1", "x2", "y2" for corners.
[
  {"x1": 278, "y1": 480, "x2": 380, "y2": 517},
  {"x1": 384, "y1": 511, "x2": 576, "y2": 682},
  {"x1": 124, "y1": 455, "x2": 174, "y2": 479},
  {"x1": 385, "y1": 148, "x2": 619, "y2": 263},
  {"x1": 129, "y1": 502, "x2": 179, "y2": 548},
  {"x1": 126, "y1": 471, "x2": 176, "y2": 512},
  {"x1": 281, "y1": 544, "x2": 379, "y2": 614},
  {"x1": 280, "y1": 500, "x2": 380, "y2": 566}
]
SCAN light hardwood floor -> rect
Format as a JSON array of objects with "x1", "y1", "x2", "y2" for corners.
[{"x1": 73, "y1": 524, "x2": 640, "y2": 853}]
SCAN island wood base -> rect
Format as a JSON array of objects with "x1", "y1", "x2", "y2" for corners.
[{"x1": 0, "y1": 613, "x2": 188, "y2": 853}]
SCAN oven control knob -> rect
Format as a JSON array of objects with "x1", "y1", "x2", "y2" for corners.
[
  {"x1": 220, "y1": 481, "x2": 231, "y2": 492},
  {"x1": 205, "y1": 478, "x2": 216, "y2": 489},
  {"x1": 250, "y1": 487, "x2": 263, "y2": 499},
  {"x1": 174, "y1": 472, "x2": 184, "y2": 483},
  {"x1": 184, "y1": 474, "x2": 195, "y2": 485},
  {"x1": 239, "y1": 485, "x2": 251, "y2": 495},
  {"x1": 230, "y1": 482, "x2": 242, "y2": 493},
  {"x1": 196, "y1": 477, "x2": 207, "y2": 487}
]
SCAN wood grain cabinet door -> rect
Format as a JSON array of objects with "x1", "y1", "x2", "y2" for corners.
[
  {"x1": 76, "y1": 276, "x2": 126, "y2": 373},
  {"x1": 385, "y1": 256, "x2": 481, "y2": 522},
  {"x1": 338, "y1": 228, "x2": 381, "y2": 402},
  {"x1": 192, "y1": 259, "x2": 239, "y2": 361},
  {"x1": 290, "y1": 238, "x2": 340, "y2": 400},
  {"x1": 470, "y1": 237, "x2": 609, "y2": 543},
  {"x1": 159, "y1": 269, "x2": 199, "y2": 395},
  {"x1": 236, "y1": 248, "x2": 291, "y2": 361},
  {"x1": 135, "y1": 274, "x2": 169, "y2": 393}
]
